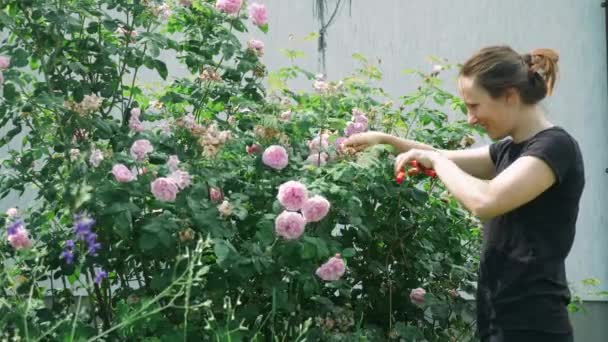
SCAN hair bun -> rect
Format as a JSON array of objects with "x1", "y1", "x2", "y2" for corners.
[{"x1": 528, "y1": 48, "x2": 559, "y2": 95}]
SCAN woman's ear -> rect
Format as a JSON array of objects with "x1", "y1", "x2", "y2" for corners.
[{"x1": 503, "y1": 87, "x2": 520, "y2": 106}]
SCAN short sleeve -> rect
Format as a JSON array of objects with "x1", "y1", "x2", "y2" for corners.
[
  {"x1": 521, "y1": 130, "x2": 575, "y2": 185},
  {"x1": 489, "y1": 138, "x2": 511, "y2": 165}
]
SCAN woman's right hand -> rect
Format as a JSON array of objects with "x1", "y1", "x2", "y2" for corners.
[{"x1": 342, "y1": 132, "x2": 387, "y2": 151}]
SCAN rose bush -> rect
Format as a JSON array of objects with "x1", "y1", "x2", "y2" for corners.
[{"x1": 0, "y1": 0, "x2": 480, "y2": 340}]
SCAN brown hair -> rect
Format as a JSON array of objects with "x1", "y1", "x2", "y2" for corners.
[{"x1": 459, "y1": 46, "x2": 559, "y2": 104}]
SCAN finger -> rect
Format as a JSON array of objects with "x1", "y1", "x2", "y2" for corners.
[
  {"x1": 394, "y1": 153, "x2": 409, "y2": 175},
  {"x1": 352, "y1": 143, "x2": 367, "y2": 151},
  {"x1": 408, "y1": 167, "x2": 420, "y2": 176}
]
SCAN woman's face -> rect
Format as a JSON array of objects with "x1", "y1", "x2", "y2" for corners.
[{"x1": 457, "y1": 76, "x2": 516, "y2": 140}]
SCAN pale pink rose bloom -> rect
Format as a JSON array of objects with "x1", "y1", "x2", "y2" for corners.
[
  {"x1": 157, "y1": 4, "x2": 172, "y2": 19},
  {"x1": 246, "y1": 144, "x2": 262, "y2": 155},
  {"x1": 218, "y1": 200, "x2": 233, "y2": 217},
  {"x1": 308, "y1": 134, "x2": 329, "y2": 153},
  {"x1": 129, "y1": 116, "x2": 145, "y2": 133},
  {"x1": 89, "y1": 148, "x2": 104, "y2": 167},
  {"x1": 247, "y1": 39, "x2": 265, "y2": 56},
  {"x1": 5, "y1": 208, "x2": 18, "y2": 217},
  {"x1": 279, "y1": 110, "x2": 291, "y2": 122},
  {"x1": 168, "y1": 170, "x2": 192, "y2": 190},
  {"x1": 167, "y1": 155, "x2": 180, "y2": 172},
  {"x1": 150, "y1": 177, "x2": 179, "y2": 202},
  {"x1": 130, "y1": 139, "x2": 154, "y2": 161},
  {"x1": 313, "y1": 80, "x2": 329, "y2": 92},
  {"x1": 301, "y1": 195, "x2": 330, "y2": 222},
  {"x1": 112, "y1": 164, "x2": 136, "y2": 182},
  {"x1": 305, "y1": 152, "x2": 328, "y2": 166},
  {"x1": 262, "y1": 145, "x2": 288, "y2": 170},
  {"x1": 315, "y1": 254, "x2": 346, "y2": 281},
  {"x1": 410, "y1": 287, "x2": 426, "y2": 305},
  {"x1": 277, "y1": 181, "x2": 308, "y2": 211},
  {"x1": 69, "y1": 148, "x2": 81, "y2": 161},
  {"x1": 248, "y1": 2, "x2": 268, "y2": 26},
  {"x1": 216, "y1": 0, "x2": 242, "y2": 14},
  {"x1": 131, "y1": 107, "x2": 141, "y2": 117},
  {"x1": 274, "y1": 211, "x2": 306, "y2": 240},
  {"x1": 210, "y1": 187, "x2": 223, "y2": 202},
  {"x1": 0, "y1": 56, "x2": 10, "y2": 69},
  {"x1": 8, "y1": 227, "x2": 33, "y2": 250}
]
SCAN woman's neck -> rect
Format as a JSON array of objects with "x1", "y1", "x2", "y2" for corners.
[{"x1": 509, "y1": 106, "x2": 553, "y2": 143}]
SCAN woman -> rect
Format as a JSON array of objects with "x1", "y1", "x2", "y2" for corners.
[{"x1": 343, "y1": 46, "x2": 585, "y2": 342}]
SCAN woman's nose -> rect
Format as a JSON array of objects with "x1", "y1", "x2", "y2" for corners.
[{"x1": 467, "y1": 112, "x2": 479, "y2": 125}]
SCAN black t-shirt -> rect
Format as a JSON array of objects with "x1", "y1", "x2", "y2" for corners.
[{"x1": 477, "y1": 126, "x2": 585, "y2": 338}]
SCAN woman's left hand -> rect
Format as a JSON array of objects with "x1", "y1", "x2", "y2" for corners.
[{"x1": 394, "y1": 149, "x2": 442, "y2": 176}]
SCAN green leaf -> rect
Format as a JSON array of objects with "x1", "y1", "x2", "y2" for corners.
[
  {"x1": 91, "y1": 117, "x2": 116, "y2": 138},
  {"x1": 303, "y1": 32, "x2": 320, "y2": 41},
  {"x1": 11, "y1": 48, "x2": 29, "y2": 68},
  {"x1": 342, "y1": 248, "x2": 356, "y2": 258},
  {"x1": 139, "y1": 232, "x2": 159, "y2": 252},
  {"x1": 279, "y1": 49, "x2": 305, "y2": 60},
  {"x1": 254, "y1": 219, "x2": 275, "y2": 246},
  {"x1": 258, "y1": 23, "x2": 268, "y2": 34},
  {"x1": 213, "y1": 239, "x2": 238, "y2": 266},
  {"x1": 114, "y1": 210, "x2": 132, "y2": 239},
  {"x1": 2, "y1": 83, "x2": 19, "y2": 102},
  {"x1": 303, "y1": 236, "x2": 329, "y2": 259},
  {"x1": 394, "y1": 322, "x2": 422, "y2": 339},
  {"x1": 154, "y1": 59, "x2": 168, "y2": 80}
]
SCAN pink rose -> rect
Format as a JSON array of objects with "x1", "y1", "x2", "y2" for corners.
[
  {"x1": 130, "y1": 139, "x2": 153, "y2": 161},
  {"x1": 345, "y1": 121, "x2": 368, "y2": 137},
  {"x1": 129, "y1": 117, "x2": 144, "y2": 133},
  {"x1": 69, "y1": 148, "x2": 81, "y2": 161},
  {"x1": 8, "y1": 227, "x2": 32, "y2": 250},
  {"x1": 150, "y1": 177, "x2": 179, "y2": 202},
  {"x1": 0, "y1": 56, "x2": 10, "y2": 69},
  {"x1": 410, "y1": 287, "x2": 426, "y2": 305},
  {"x1": 262, "y1": 145, "x2": 288, "y2": 170},
  {"x1": 210, "y1": 187, "x2": 224, "y2": 203},
  {"x1": 89, "y1": 148, "x2": 104, "y2": 167},
  {"x1": 216, "y1": 0, "x2": 242, "y2": 14},
  {"x1": 167, "y1": 155, "x2": 180, "y2": 172},
  {"x1": 352, "y1": 113, "x2": 368, "y2": 125},
  {"x1": 247, "y1": 39, "x2": 265, "y2": 56},
  {"x1": 246, "y1": 144, "x2": 262, "y2": 154},
  {"x1": 308, "y1": 134, "x2": 329, "y2": 153},
  {"x1": 248, "y1": 2, "x2": 268, "y2": 26},
  {"x1": 302, "y1": 195, "x2": 330, "y2": 222},
  {"x1": 277, "y1": 181, "x2": 308, "y2": 211},
  {"x1": 131, "y1": 107, "x2": 141, "y2": 117},
  {"x1": 5, "y1": 208, "x2": 18, "y2": 217},
  {"x1": 274, "y1": 211, "x2": 306, "y2": 240},
  {"x1": 313, "y1": 80, "x2": 329, "y2": 92},
  {"x1": 279, "y1": 110, "x2": 291, "y2": 122},
  {"x1": 218, "y1": 200, "x2": 233, "y2": 218},
  {"x1": 112, "y1": 164, "x2": 136, "y2": 182},
  {"x1": 305, "y1": 152, "x2": 328, "y2": 166},
  {"x1": 168, "y1": 170, "x2": 191, "y2": 190},
  {"x1": 315, "y1": 254, "x2": 346, "y2": 281},
  {"x1": 157, "y1": 4, "x2": 172, "y2": 19}
]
